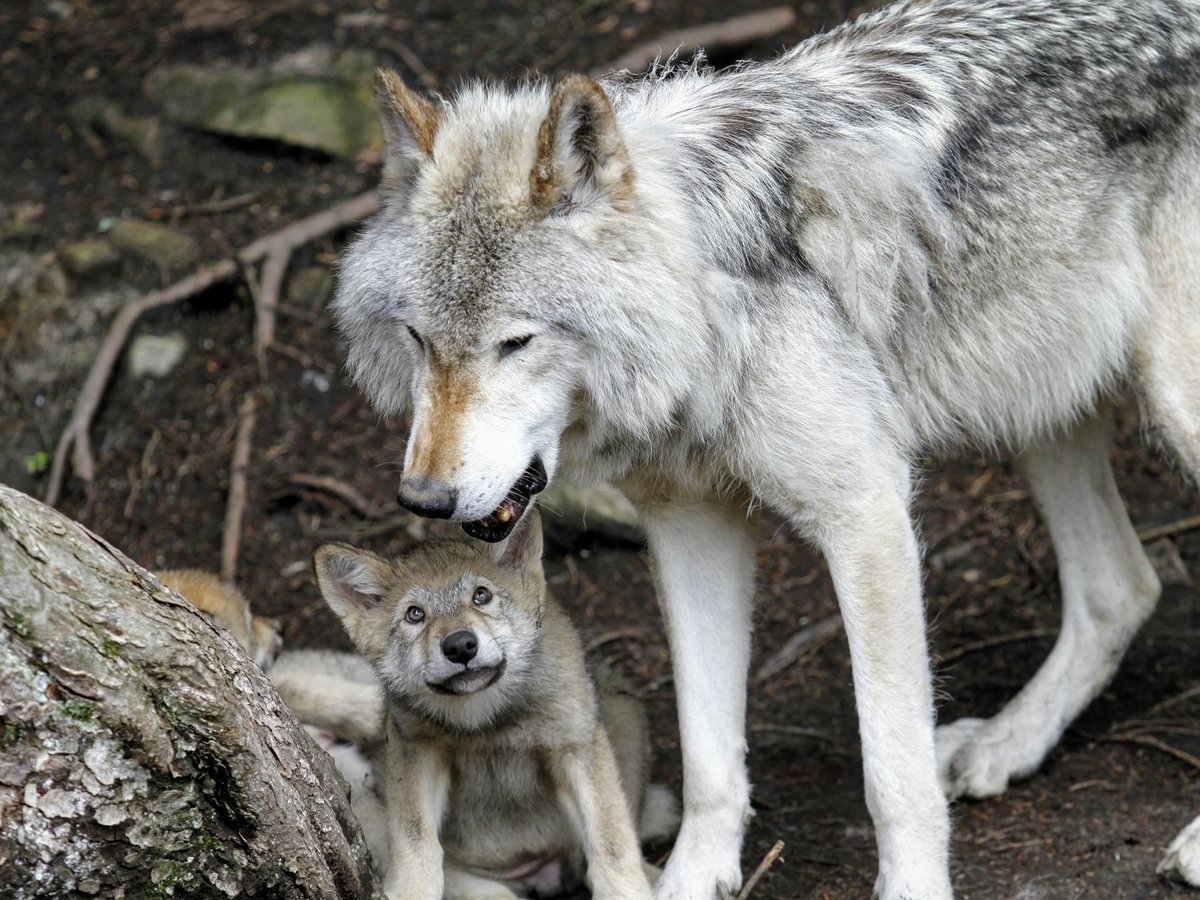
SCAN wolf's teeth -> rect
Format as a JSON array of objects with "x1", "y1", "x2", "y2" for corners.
[{"x1": 496, "y1": 505, "x2": 512, "y2": 523}]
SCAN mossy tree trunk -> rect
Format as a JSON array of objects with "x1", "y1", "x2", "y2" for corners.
[{"x1": 0, "y1": 484, "x2": 382, "y2": 899}]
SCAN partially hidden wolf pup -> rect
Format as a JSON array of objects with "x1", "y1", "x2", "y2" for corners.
[
  {"x1": 331, "y1": 0, "x2": 1200, "y2": 895},
  {"x1": 157, "y1": 569, "x2": 282, "y2": 670},
  {"x1": 305, "y1": 511, "x2": 675, "y2": 899}
]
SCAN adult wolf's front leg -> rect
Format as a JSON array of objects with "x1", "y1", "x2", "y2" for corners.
[
  {"x1": 639, "y1": 499, "x2": 757, "y2": 900},
  {"x1": 818, "y1": 486, "x2": 952, "y2": 900}
]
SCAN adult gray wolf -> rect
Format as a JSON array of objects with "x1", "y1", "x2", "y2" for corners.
[
  {"x1": 299, "y1": 512, "x2": 677, "y2": 898},
  {"x1": 332, "y1": 0, "x2": 1200, "y2": 895}
]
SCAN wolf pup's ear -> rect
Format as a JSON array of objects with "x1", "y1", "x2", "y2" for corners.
[
  {"x1": 374, "y1": 68, "x2": 443, "y2": 198},
  {"x1": 490, "y1": 508, "x2": 545, "y2": 585},
  {"x1": 313, "y1": 543, "x2": 393, "y2": 652},
  {"x1": 530, "y1": 75, "x2": 634, "y2": 216}
]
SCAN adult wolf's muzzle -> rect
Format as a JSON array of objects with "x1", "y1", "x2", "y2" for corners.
[{"x1": 461, "y1": 457, "x2": 548, "y2": 543}]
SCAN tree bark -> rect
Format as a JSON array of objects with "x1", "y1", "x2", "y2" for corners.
[{"x1": 0, "y1": 484, "x2": 383, "y2": 899}]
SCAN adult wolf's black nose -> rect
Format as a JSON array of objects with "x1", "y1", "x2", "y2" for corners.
[
  {"x1": 442, "y1": 630, "x2": 478, "y2": 665},
  {"x1": 397, "y1": 477, "x2": 457, "y2": 519}
]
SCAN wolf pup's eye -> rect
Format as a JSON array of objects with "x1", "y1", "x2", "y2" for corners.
[
  {"x1": 405, "y1": 324, "x2": 424, "y2": 349},
  {"x1": 499, "y1": 335, "x2": 533, "y2": 358},
  {"x1": 404, "y1": 605, "x2": 425, "y2": 624},
  {"x1": 472, "y1": 586, "x2": 492, "y2": 606}
]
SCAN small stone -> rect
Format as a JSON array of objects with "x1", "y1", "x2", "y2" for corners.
[
  {"x1": 59, "y1": 238, "x2": 121, "y2": 277},
  {"x1": 128, "y1": 333, "x2": 187, "y2": 378},
  {"x1": 109, "y1": 219, "x2": 200, "y2": 276}
]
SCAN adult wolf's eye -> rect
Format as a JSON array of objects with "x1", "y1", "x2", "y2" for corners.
[
  {"x1": 499, "y1": 335, "x2": 533, "y2": 358},
  {"x1": 472, "y1": 586, "x2": 492, "y2": 606},
  {"x1": 405, "y1": 324, "x2": 424, "y2": 349},
  {"x1": 405, "y1": 605, "x2": 425, "y2": 624}
]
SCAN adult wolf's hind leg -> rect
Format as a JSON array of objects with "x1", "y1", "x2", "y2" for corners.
[
  {"x1": 1135, "y1": 162, "x2": 1200, "y2": 886},
  {"x1": 936, "y1": 412, "x2": 1161, "y2": 799}
]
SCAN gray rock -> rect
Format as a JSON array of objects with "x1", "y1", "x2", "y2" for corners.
[
  {"x1": 143, "y1": 48, "x2": 381, "y2": 160},
  {"x1": 68, "y1": 97, "x2": 165, "y2": 167},
  {"x1": 108, "y1": 219, "x2": 200, "y2": 276},
  {"x1": 128, "y1": 333, "x2": 187, "y2": 379},
  {"x1": 59, "y1": 238, "x2": 121, "y2": 277}
]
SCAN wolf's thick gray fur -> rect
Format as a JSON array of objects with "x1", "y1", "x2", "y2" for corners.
[{"x1": 334, "y1": 1, "x2": 1200, "y2": 896}]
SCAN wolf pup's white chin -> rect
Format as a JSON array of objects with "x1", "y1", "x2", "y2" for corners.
[{"x1": 333, "y1": 1, "x2": 1200, "y2": 895}]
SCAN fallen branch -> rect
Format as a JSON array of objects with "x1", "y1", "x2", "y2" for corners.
[
  {"x1": 735, "y1": 839, "x2": 786, "y2": 900},
  {"x1": 597, "y1": 7, "x2": 797, "y2": 75},
  {"x1": 220, "y1": 392, "x2": 258, "y2": 582},
  {"x1": 1096, "y1": 733, "x2": 1200, "y2": 774},
  {"x1": 44, "y1": 190, "x2": 378, "y2": 507},
  {"x1": 283, "y1": 473, "x2": 390, "y2": 520},
  {"x1": 755, "y1": 614, "x2": 843, "y2": 682},
  {"x1": 936, "y1": 627, "x2": 1056, "y2": 666},
  {"x1": 1138, "y1": 514, "x2": 1200, "y2": 543}
]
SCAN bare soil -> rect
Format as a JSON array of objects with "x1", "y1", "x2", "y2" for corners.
[{"x1": 2, "y1": 1, "x2": 1197, "y2": 897}]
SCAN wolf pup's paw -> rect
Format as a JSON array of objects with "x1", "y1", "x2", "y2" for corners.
[
  {"x1": 935, "y1": 716, "x2": 1023, "y2": 800},
  {"x1": 1158, "y1": 814, "x2": 1200, "y2": 886}
]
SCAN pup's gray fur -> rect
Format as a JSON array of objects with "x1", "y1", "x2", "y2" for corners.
[
  {"x1": 303, "y1": 513, "x2": 676, "y2": 898},
  {"x1": 333, "y1": 1, "x2": 1200, "y2": 895}
]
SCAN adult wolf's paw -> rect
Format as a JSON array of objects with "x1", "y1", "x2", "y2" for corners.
[
  {"x1": 654, "y1": 814, "x2": 742, "y2": 900},
  {"x1": 1158, "y1": 814, "x2": 1200, "y2": 886},
  {"x1": 935, "y1": 717, "x2": 1019, "y2": 800}
]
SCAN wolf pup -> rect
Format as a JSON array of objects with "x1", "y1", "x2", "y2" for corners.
[
  {"x1": 310, "y1": 511, "x2": 675, "y2": 899},
  {"x1": 332, "y1": 0, "x2": 1200, "y2": 895},
  {"x1": 157, "y1": 569, "x2": 282, "y2": 670}
]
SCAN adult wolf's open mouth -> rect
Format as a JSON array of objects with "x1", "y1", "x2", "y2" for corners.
[{"x1": 462, "y1": 457, "x2": 547, "y2": 543}]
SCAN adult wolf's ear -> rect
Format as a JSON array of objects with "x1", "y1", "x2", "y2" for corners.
[
  {"x1": 313, "y1": 543, "x2": 394, "y2": 656},
  {"x1": 530, "y1": 75, "x2": 634, "y2": 215},
  {"x1": 490, "y1": 508, "x2": 545, "y2": 591},
  {"x1": 374, "y1": 68, "x2": 443, "y2": 197}
]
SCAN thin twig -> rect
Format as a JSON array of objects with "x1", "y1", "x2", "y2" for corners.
[
  {"x1": 221, "y1": 393, "x2": 258, "y2": 583},
  {"x1": 44, "y1": 191, "x2": 378, "y2": 507},
  {"x1": 735, "y1": 839, "x2": 785, "y2": 900},
  {"x1": 255, "y1": 246, "x2": 291, "y2": 378},
  {"x1": 45, "y1": 259, "x2": 240, "y2": 505},
  {"x1": 283, "y1": 473, "x2": 389, "y2": 519},
  {"x1": 597, "y1": 7, "x2": 797, "y2": 75},
  {"x1": 1143, "y1": 683, "x2": 1200, "y2": 718},
  {"x1": 1096, "y1": 733, "x2": 1200, "y2": 773},
  {"x1": 755, "y1": 614, "x2": 843, "y2": 682},
  {"x1": 1138, "y1": 514, "x2": 1200, "y2": 542},
  {"x1": 585, "y1": 627, "x2": 649, "y2": 653},
  {"x1": 936, "y1": 628, "x2": 1056, "y2": 666},
  {"x1": 147, "y1": 191, "x2": 258, "y2": 221}
]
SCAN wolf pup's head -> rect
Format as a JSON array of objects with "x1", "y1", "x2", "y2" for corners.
[
  {"x1": 313, "y1": 511, "x2": 548, "y2": 732},
  {"x1": 335, "y1": 70, "x2": 704, "y2": 542}
]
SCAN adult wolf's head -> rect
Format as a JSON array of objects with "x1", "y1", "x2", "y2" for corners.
[{"x1": 334, "y1": 70, "x2": 700, "y2": 541}]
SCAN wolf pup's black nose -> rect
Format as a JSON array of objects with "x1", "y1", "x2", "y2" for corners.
[
  {"x1": 397, "y1": 477, "x2": 457, "y2": 519},
  {"x1": 442, "y1": 630, "x2": 478, "y2": 665}
]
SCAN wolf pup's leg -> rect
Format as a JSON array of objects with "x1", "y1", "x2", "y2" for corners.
[
  {"x1": 817, "y1": 480, "x2": 952, "y2": 900},
  {"x1": 549, "y1": 727, "x2": 655, "y2": 899},
  {"x1": 937, "y1": 412, "x2": 1160, "y2": 799},
  {"x1": 442, "y1": 867, "x2": 519, "y2": 900},
  {"x1": 379, "y1": 719, "x2": 450, "y2": 900},
  {"x1": 637, "y1": 499, "x2": 756, "y2": 900}
]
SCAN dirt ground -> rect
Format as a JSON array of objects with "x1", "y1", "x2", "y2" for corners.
[{"x1": 2, "y1": 1, "x2": 1198, "y2": 897}]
